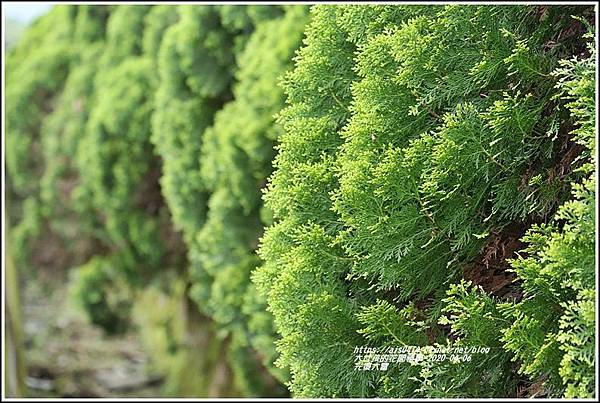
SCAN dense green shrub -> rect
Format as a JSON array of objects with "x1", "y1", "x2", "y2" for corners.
[
  {"x1": 147, "y1": 5, "x2": 311, "y2": 395},
  {"x1": 63, "y1": 6, "x2": 171, "y2": 329},
  {"x1": 5, "y1": 4, "x2": 595, "y2": 399},
  {"x1": 68, "y1": 256, "x2": 133, "y2": 334},
  {"x1": 6, "y1": 4, "x2": 266, "y2": 393},
  {"x1": 436, "y1": 34, "x2": 596, "y2": 399},
  {"x1": 256, "y1": 4, "x2": 595, "y2": 398},
  {"x1": 6, "y1": 7, "x2": 121, "y2": 287},
  {"x1": 502, "y1": 37, "x2": 596, "y2": 398},
  {"x1": 194, "y1": 6, "x2": 309, "y2": 394}
]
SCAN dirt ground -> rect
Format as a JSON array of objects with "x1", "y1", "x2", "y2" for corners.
[{"x1": 21, "y1": 279, "x2": 165, "y2": 398}]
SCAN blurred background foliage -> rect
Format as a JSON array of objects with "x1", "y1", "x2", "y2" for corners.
[{"x1": 5, "y1": 4, "x2": 308, "y2": 397}]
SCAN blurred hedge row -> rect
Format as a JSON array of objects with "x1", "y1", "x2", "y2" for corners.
[{"x1": 5, "y1": 4, "x2": 596, "y2": 398}]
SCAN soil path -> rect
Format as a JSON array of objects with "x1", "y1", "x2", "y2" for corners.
[{"x1": 21, "y1": 280, "x2": 164, "y2": 398}]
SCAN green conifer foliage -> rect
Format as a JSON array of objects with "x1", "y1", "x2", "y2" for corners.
[
  {"x1": 75, "y1": 57, "x2": 160, "y2": 279},
  {"x1": 152, "y1": 6, "x2": 232, "y2": 248},
  {"x1": 150, "y1": 5, "x2": 309, "y2": 395},
  {"x1": 421, "y1": 281, "x2": 520, "y2": 397},
  {"x1": 256, "y1": 4, "x2": 595, "y2": 397},
  {"x1": 195, "y1": 8, "x2": 310, "y2": 394},
  {"x1": 7, "y1": 3, "x2": 302, "y2": 396},
  {"x1": 36, "y1": 6, "x2": 110, "y2": 234},
  {"x1": 5, "y1": 4, "x2": 595, "y2": 398},
  {"x1": 6, "y1": 6, "x2": 101, "y2": 271},
  {"x1": 436, "y1": 35, "x2": 595, "y2": 399},
  {"x1": 6, "y1": 4, "x2": 177, "y2": 333},
  {"x1": 142, "y1": 5, "x2": 179, "y2": 71},
  {"x1": 63, "y1": 6, "x2": 169, "y2": 328},
  {"x1": 500, "y1": 39, "x2": 596, "y2": 398},
  {"x1": 255, "y1": 6, "x2": 364, "y2": 397},
  {"x1": 5, "y1": 5, "x2": 73, "y2": 194}
]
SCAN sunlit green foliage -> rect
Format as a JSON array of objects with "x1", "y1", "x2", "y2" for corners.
[
  {"x1": 421, "y1": 281, "x2": 519, "y2": 397},
  {"x1": 500, "y1": 41, "x2": 596, "y2": 398},
  {"x1": 256, "y1": 4, "x2": 595, "y2": 398},
  {"x1": 193, "y1": 6, "x2": 309, "y2": 394},
  {"x1": 5, "y1": 6, "x2": 74, "y2": 196},
  {"x1": 149, "y1": 5, "x2": 308, "y2": 395},
  {"x1": 63, "y1": 6, "x2": 170, "y2": 328},
  {"x1": 437, "y1": 38, "x2": 596, "y2": 399},
  {"x1": 5, "y1": 4, "x2": 595, "y2": 399},
  {"x1": 6, "y1": 4, "x2": 304, "y2": 396}
]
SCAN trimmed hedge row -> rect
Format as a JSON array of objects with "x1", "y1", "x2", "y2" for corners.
[{"x1": 5, "y1": 4, "x2": 596, "y2": 398}]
